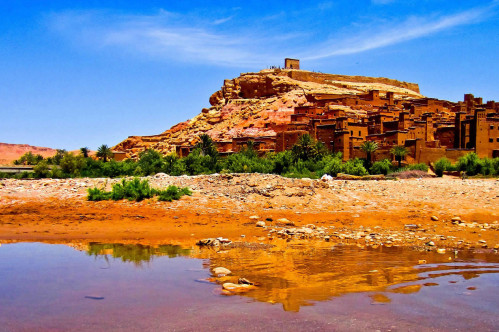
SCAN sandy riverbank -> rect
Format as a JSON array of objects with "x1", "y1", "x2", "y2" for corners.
[{"x1": 0, "y1": 174, "x2": 498, "y2": 249}]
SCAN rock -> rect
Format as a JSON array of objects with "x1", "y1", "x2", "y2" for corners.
[
  {"x1": 451, "y1": 216, "x2": 462, "y2": 222},
  {"x1": 238, "y1": 278, "x2": 254, "y2": 285},
  {"x1": 196, "y1": 238, "x2": 221, "y2": 246},
  {"x1": 431, "y1": 216, "x2": 439, "y2": 221},
  {"x1": 404, "y1": 224, "x2": 419, "y2": 229},
  {"x1": 256, "y1": 221, "x2": 266, "y2": 227},
  {"x1": 324, "y1": 236, "x2": 330, "y2": 242},
  {"x1": 249, "y1": 215, "x2": 259, "y2": 220},
  {"x1": 436, "y1": 248, "x2": 446, "y2": 254},
  {"x1": 321, "y1": 174, "x2": 333, "y2": 181},
  {"x1": 426, "y1": 241, "x2": 435, "y2": 247},
  {"x1": 277, "y1": 218, "x2": 295, "y2": 226},
  {"x1": 213, "y1": 267, "x2": 231, "y2": 276},
  {"x1": 222, "y1": 283, "x2": 251, "y2": 292},
  {"x1": 418, "y1": 260, "x2": 427, "y2": 264}
]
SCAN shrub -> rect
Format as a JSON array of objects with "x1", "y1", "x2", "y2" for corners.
[
  {"x1": 87, "y1": 187, "x2": 111, "y2": 201},
  {"x1": 434, "y1": 157, "x2": 452, "y2": 177},
  {"x1": 341, "y1": 158, "x2": 367, "y2": 176},
  {"x1": 87, "y1": 179, "x2": 191, "y2": 202},
  {"x1": 407, "y1": 163, "x2": 428, "y2": 172},
  {"x1": 323, "y1": 156, "x2": 343, "y2": 176},
  {"x1": 157, "y1": 186, "x2": 192, "y2": 202},
  {"x1": 33, "y1": 161, "x2": 51, "y2": 178},
  {"x1": 370, "y1": 159, "x2": 392, "y2": 175},
  {"x1": 456, "y1": 153, "x2": 481, "y2": 176},
  {"x1": 60, "y1": 153, "x2": 86, "y2": 176},
  {"x1": 138, "y1": 149, "x2": 164, "y2": 175}
]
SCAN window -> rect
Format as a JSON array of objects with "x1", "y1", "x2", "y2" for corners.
[
  {"x1": 359, "y1": 131, "x2": 361, "y2": 136},
  {"x1": 490, "y1": 125, "x2": 494, "y2": 129},
  {"x1": 497, "y1": 138, "x2": 499, "y2": 142},
  {"x1": 350, "y1": 131, "x2": 353, "y2": 135},
  {"x1": 490, "y1": 138, "x2": 494, "y2": 143}
]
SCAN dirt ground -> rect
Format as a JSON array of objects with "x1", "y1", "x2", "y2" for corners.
[{"x1": 0, "y1": 174, "x2": 498, "y2": 249}]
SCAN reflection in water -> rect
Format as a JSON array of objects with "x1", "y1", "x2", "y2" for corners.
[
  {"x1": 194, "y1": 241, "x2": 499, "y2": 311},
  {"x1": 86, "y1": 243, "x2": 191, "y2": 266},
  {"x1": 76, "y1": 241, "x2": 499, "y2": 312},
  {"x1": 1, "y1": 242, "x2": 498, "y2": 330}
]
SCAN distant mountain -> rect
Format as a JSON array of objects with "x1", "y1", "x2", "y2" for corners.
[{"x1": 0, "y1": 143, "x2": 58, "y2": 165}]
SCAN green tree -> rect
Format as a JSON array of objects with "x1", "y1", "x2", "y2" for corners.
[
  {"x1": 390, "y1": 145, "x2": 408, "y2": 168},
  {"x1": 13, "y1": 152, "x2": 44, "y2": 165},
  {"x1": 60, "y1": 152, "x2": 86, "y2": 176},
  {"x1": 195, "y1": 134, "x2": 218, "y2": 158},
  {"x1": 96, "y1": 144, "x2": 113, "y2": 162},
  {"x1": 360, "y1": 141, "x2": 379, "y2": 168},
  {"x1": 33, "y1": 160, "x2": 50, "y2": 178},
  {"x1": 80, "y1": 147, "x2": 90, "y2": 158},
  {"x1": 137, "y1": 149, "x2": 164, "y2": 175},
  {"x1": 456, "y1": 153, "x2": 482, "y2": 176}
]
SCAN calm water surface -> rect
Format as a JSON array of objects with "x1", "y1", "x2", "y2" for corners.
[{"x1": 0, "y1": 242, "x2": 498, "y2": 331}]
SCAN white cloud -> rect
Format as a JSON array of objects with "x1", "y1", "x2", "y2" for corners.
[
  {"x1": 302, "y1": 6, "x2": 495, "y2": 60},
  {"x1": 46, "y1": 4, "x2": 497, "y2": 67}
]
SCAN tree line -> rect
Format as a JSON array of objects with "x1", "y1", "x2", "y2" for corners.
[{"x1": 3, "y1": 135, "x2": 498, "y2": 179}]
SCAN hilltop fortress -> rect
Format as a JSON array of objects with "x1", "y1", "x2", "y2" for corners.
[{"x1": 113, "y1": 59, "x2": 499, "y2": 164}]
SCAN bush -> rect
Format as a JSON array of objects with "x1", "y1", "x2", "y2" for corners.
[
  {"x1": 87, "y1": 178, "x2": 191, "y2": 202},
  {"x1": 60, "y1": 153, "x2": 86, "y2": 177},
  {"x1": 87, "y1": 187, "x2": 111, "y2": 201},
  {"x1": 456, "y1": 153, "x2": 482, "y2": 176},
  {"x1": 434, "y1": 157, "x2": 452, "y2": 177},
  {"x1": 407, "y1": 163, "x2": 428, "y2": 172},
  {"x1": 370, "y1": 159, "x2": 392, "y2": 175},
  {"x1": 33, "y1": 161, "x2": 51, "y2": 178},
  {"x1": 323, "y1": 156, "x2": 343, "y2": 176},
  {"x1": 341, "y1": 158, "x2": 367, "y2": 176},
  {"x1": 157, "y1": 186, "x2": 192, "y2": 202},
  {"x1": 138, "y1": 149, "x2": 164, "y2": 175}
]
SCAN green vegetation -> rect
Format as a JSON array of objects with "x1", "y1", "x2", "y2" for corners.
[
  {"x1": 4, "y1": 137, "x2": 499, "y2": 180},
  {"x1": 390, "y1": 145, "x2": 408, "y2": 168},
  {"x1": 87, "y1": 243, "x2": 191, "y2": 266},
  {"x1": 96, "y1": 144, "x2": 113, "y2": 162},
  {"x1": 13, "y1": 151, "x2": 44, "y2": 165},
  {"x1": 87, "y1": 178, "x2": 192, "y2": 202},
  {"x1": 360, "y1": 141, "x2": 379, "y2": 169},
  {"x1": 433, "y1": 153, "x2": 499, "y2": 177}
]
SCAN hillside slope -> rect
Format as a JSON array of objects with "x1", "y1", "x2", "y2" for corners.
[{"x1": 113, "y1": 69, "x2": 422, "y2": 158}]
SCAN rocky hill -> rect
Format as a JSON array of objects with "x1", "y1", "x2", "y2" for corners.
[{"x1": 113, "y1": 69, "x2": 422, "y2": 159}]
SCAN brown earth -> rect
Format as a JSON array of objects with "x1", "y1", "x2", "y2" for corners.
[{"x1": 0, "y1": 174, "x2": 497, "y2": 250}]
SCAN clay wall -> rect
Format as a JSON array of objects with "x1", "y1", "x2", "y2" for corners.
[
  {"x1": 284, "y1": 58, "x2": 300, "y2": 70},
  {"x1": 315, "y1": 125, "x2": 336, "y2": 151},
  {"x1": 276, "y1": 130, "x2": 308, "y2": 152},
  {"x1": 435, "y1": 127, "x2": 455, "y2": 148},
  {"x1": 287, "y1": 71, "x2": 420, "y2": 93}
]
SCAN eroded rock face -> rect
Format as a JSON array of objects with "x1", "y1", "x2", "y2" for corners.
[{"x1": 112, "y1": 69, "x2": 422, "y2": 159}]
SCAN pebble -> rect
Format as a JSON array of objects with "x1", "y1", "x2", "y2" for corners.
[
  {"x1": 213, "y1": 267, "x2": 231, "y2": 276},
  {"x1": 431, "y1": 216, "x2": 439, "y2": 221},
  {"x1": 256, "y1": 221, "x2": 266, "y2": 227}
]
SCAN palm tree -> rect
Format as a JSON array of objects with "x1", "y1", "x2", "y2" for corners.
[
  {"x1": 195, "y1": 134, "x2": 218, "y2": 157},
  {"x1": 390, "y1": 145, "x2": 408, "y2": 168},
  {"x1": 360, "y1": 141, "x2": 379, "y2": 168},
  {"x1": 96, "y1": 144, "x2": 113, "y2": 162},
  {"x1": 80, "y1": 147, "x2": 90, "y2": 158},
  {"x1": 292, "y1": 134, "x2": 314, "y2": 161}
]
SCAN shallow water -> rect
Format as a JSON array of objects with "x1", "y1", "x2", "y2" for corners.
[{"x1": 1, "y1": 242, "x2": 498, "y2": 331}]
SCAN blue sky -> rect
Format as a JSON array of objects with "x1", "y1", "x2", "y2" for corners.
[{"x1": 1, "y1": 0, "x2": 498, "y2": 150}]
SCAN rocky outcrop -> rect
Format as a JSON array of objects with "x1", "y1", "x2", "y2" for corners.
[{"x1": 112, "y1": 69, "x2": 422, "y2": 159}]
